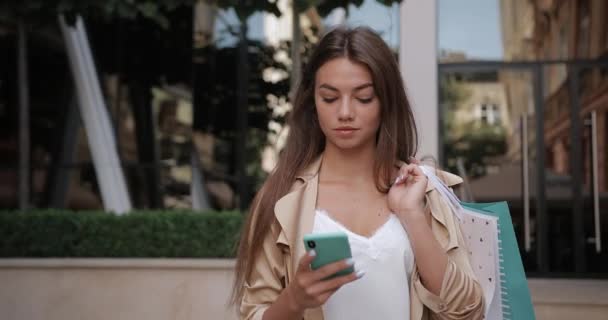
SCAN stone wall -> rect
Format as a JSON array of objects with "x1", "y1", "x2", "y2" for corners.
[{"x1": 1, "y1": 259, "x2": 607, "y2": 320}]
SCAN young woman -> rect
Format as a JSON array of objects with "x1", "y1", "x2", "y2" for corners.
[{"x1": 232, "y1": 26, "x2": 484, "y2": 320}]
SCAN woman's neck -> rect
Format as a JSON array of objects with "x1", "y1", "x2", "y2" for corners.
[{"x1": 319, "y1": 144, "x2": 376, "y2": 185}]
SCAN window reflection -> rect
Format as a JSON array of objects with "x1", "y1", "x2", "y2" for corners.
[
  {"x1": 440, "y1": 0, "x2": 608, "y2": 63},
  {"x1": 439, "y1": 0, "x2": 608, "y2": 275},
  {"x1": 576, "y1": 0, "x2": 591, "y2": 58},
  {"x1": 323, "y1": 0, "x2": 400, "y2": 51},
  {"x1": 439, "y1": 0, "x2": 505, "y2": 61}
]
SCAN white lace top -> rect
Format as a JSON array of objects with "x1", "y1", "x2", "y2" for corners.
[{"x1": 312, "y1": 209, "x2": 414, "y2": 320}]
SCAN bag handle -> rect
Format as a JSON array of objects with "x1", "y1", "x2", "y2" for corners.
[{"x1": 419, "y1": 165, "x2": 464, "y2": 222}]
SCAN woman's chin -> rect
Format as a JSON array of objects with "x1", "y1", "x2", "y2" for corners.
[{"x1": 328, "y1": 139, "x2": 374, "y2": 153}]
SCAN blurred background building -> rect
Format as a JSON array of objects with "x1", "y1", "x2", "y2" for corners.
[
  {"x1": 437, "y1": 0, "x2": 608, "y2": 277},
  {"x1": 1, "y1": 0, "x2": 607, "y2": 318},
  {"x1": 0, "y1": 0, "x2": 401, "y2": 212}
]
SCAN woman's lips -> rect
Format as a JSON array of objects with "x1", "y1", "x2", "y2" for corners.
[{"x1": 334, "y1": 127, "x2": 359, "y2": 137}]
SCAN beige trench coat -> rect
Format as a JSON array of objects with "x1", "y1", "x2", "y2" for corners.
[{"x1": 240, "y1": 156, "x2": 484, "y2": 320}]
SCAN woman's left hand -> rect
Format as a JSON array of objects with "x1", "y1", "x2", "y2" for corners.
[{"x1": 388, "y1": 161, "x2": 428, "y2": 220}]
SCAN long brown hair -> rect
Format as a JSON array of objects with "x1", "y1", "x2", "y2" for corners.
[{"x1": 232, "y1": 26, "x2": 418, "y2": 304}]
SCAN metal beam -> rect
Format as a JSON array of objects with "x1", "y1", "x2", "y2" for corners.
[
  {"x1": 236, "y1": 21, "x2": 249, "y2": 211},
  {"x1": 129, "y1": 81, "x2": 162, "y2": 208},
  {"x1": 191, "y1": 149, "x2": 210, "y2": 210},
  {"x1": 568, "y1": 65, "x2": 586, "y2": 273},
  {"x1": 290, "y1": 5, "x2": 302, "y2": 96},
  {"x1": 439, "y1": 58, "x2": 608, "y2": 73},
  {"x1": 532, "y1": 65, "x2": 548, "y2": 273},
  {"x1": 46, "y1": 97, "x2": 80, "y2": 208},
  {"x1": 17, "y1": 19, "x2": 30, "y2": 211}
]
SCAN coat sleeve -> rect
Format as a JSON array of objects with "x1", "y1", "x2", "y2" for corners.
[
  {"x1": 412, "y1": 258, "x2": 484, "y2": 319},
  {"x1": 413, "y1": 175, "x2": 485, "y2": 320},
  {"x1": 239, "y1": 222, "x2": 288, "y2": 320}
]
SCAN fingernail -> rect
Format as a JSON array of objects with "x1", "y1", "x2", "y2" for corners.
[
  {"x1": 393, "y1": 175, "x2": 403, "y2": 185},
  {"x1": 356, "y1": 270, "x2": 366, "y2": 278},
  {"x1": 309, "y1": 250, "x2": 316, "y2": 257},
  {"x1": 345, "y1": 258, "x2": 355, "y2": 266}
]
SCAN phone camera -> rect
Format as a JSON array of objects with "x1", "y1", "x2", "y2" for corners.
[{"x1": 307, "y1": 240, "x2": 316, "y2": 249}]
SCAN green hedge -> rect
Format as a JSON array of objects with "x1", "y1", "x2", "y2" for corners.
[{"x1": 0, "y1": 210, "x2": 243, "y2": 258}]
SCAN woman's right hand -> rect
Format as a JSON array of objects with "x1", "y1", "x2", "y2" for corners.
[{"x1": 285, "y1": 250, "x2": 364, "y2": 313}]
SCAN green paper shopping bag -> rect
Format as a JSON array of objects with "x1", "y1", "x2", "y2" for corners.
[
  {"x1": 421, "y1": 166, "x2": 536, "y2": 320},
  {"x1": 462, "y1": 201, "x2": 536, "y2": 320}
]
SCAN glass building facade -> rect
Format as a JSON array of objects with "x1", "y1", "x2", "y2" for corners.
[
  {"x1": 438, "y1": 0, "x2": 608, "y2": 277},
  {"x1": 2, "y1": 0, "x2": 607, "y2": 279}
]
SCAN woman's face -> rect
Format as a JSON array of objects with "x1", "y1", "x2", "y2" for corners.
[{"x1": 314, "y1": 57, "x2": 381, "y2": 152}]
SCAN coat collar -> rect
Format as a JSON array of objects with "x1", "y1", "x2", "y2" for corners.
[
  {"x1": 273, "y1": 156, "x2": 322, "y2": 267},
  {"x1": 273, "y1": 154, "x2": 464, "y2": 247},
  {"x1": 294, "y1": 156, "x2": 464, "y2": 191}
]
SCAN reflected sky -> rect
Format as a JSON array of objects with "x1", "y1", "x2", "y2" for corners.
[
  {"x1": 439, "y1": 0, "x2": 503, "y2": 60},
  {"x1": 212, "y1": 1, "x2": 502, "y2": 59},
  {"x1": 327, "y1": 1, "x2": 401, "y2": 50},
  {"x1": 213, "y1": 0, "x2": 400, "y2": 50},
  {"x1": 214, "y1": 9, "x2": 265, "y2": 47}
]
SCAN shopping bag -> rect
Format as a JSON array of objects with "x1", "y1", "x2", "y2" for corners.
[
  {"x1": 420, "y1": 166, "x2": 536, "y2": 320},
  {"x1": 462, "y1": 201, "x2": 536, "y2": 320}
]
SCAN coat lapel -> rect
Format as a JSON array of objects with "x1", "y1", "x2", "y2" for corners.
[
  {"x1": 274, "y1": 156, "x2": 322, "y2": 273},
  {"x1": 275, "y1": 158, "x2": 464, "y2": 256},
  {"x1": 273, "y1": 174, "x2": 318, "y2": 272},
  {"x1": 273, "y1": 156, "x2": 323, "y2": 319}
]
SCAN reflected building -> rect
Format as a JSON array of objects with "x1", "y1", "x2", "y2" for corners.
[
  {"x1": 531, "y1": 0, "x2": 608, "y2": 193},
  {"x1": 439, "y1": 0, "x2": 608, "y2": 278},
  {"x1": 499, "y1": 0, "x2": 537, "y2": 163}
]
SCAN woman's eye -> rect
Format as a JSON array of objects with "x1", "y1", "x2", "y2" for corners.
[
  {"x1": 358, "y1": 97, "x2": 374, "y2": 104},
  {"x1": 322, "y1": 97, "x2": 338, "y2": 103}
]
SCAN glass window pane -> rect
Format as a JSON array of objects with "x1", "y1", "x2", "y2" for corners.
[
  {"x1": 439, "y1": 0, "x2": 505, "y2": 61},
  {"x1": 440, "y1": 0, "x2": 607, "y2": 63},
  {"x1": 576, "y1": 0, "x2": 591, "y2": 58},
  {"x1": 322, "y1": 0, "x2": 401, "y2": 51},
  {"x1": 605, "y1": 2, "x2": 608, "y2": 50},
  {"x1": 439, "y1": 0, "x2": 539, "y2": 62},
  {"x1": 440, "y1": 69, "x2": 548, "y2": 273},
  {"x1": 214, "y1": 8, "x2": 265, "y2": 48}
]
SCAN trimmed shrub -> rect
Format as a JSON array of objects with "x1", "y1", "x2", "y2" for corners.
[{"x1": 0, "y1": 210, "x2": 243, "y2": 258}]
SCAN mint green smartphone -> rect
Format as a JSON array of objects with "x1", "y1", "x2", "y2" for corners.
[{"x1": 303, "y1": 232, "x2": 354, "y2": 278}]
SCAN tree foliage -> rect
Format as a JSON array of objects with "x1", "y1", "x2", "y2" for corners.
[
  {"x1": 0, "y1": 0, "x2": 279, "y2": 28},
  {"x1": 440, "y1": 75, "x2": 507, "y2": 178},
  {"x1": 1, "y1": 0, "x2": 404, "y2": 28},
  {"x1": 444, "y1": 122, "x2": 507, "y2": 178},
  {"x1": 295, "y1": 0, "x2": 402, "y2": 16}
]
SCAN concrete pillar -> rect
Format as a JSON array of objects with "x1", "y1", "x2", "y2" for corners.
[{"x1": 399, "y1": 0, "x2": 439, "y2": 160}]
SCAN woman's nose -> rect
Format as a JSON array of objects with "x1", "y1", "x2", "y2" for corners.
[{"x1": 338, "y1": 98, "x2": 354, "y2": 121}]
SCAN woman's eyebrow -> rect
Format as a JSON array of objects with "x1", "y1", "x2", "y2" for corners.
[
  {"x1": 353, "y1": 83, "x2": 373, "y2": 92},
  {"x1": 318, "y1": 84, "x2": 339, "y2": 92},
  {"x1": 318, "y1": 83, "x2": 373, "y2": 92}
]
